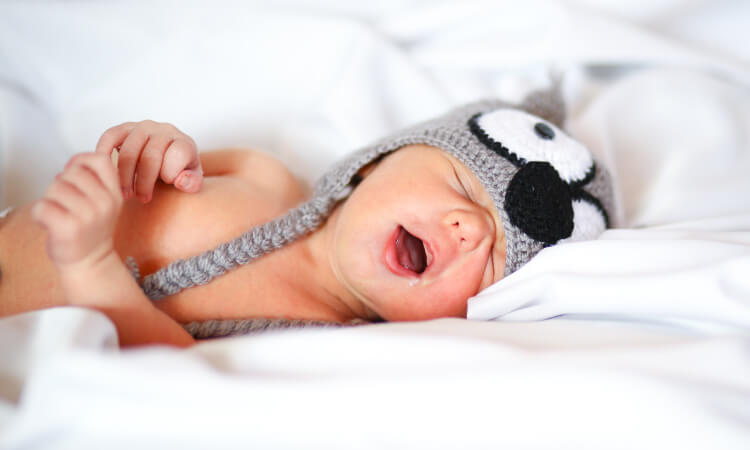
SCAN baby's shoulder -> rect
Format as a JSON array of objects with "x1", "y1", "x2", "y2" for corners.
[{"x1": 203, "y1": 149, "x2": 308, "y2": 204}]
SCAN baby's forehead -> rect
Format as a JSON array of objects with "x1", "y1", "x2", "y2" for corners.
[
  {"x1": 373, "y1": 143, "x2": 500, "y2": 211},
  {"x1": 370, "y1": 144, "x2": 476, "y2": 182}
]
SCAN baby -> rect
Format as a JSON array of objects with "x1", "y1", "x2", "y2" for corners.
[{"x1": 0, "y1": 88, "x2": 613, "y2": 347}]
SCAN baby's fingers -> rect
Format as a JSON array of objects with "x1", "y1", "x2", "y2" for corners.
[
  {"x1": 173, "y1": 169, "x2": 203, "y2": 193},
  {"x1": 31, "y1": 192, "x2": 96, "y2": 266},
  {"x1": 65, "y1": 153, "x2": 122, "y2": 201},
  {"x1": 116, "y1": 125, "x2": 151, "y2": 199},
  {"x1": 95, "y1": 122, "x2": 136, "y2": 156},
  {"x1": 161, "y1": 137, "x2": 203, "y2": 193},
  {"x1": 43, "y1": 176, "x2": 94, "y2": 220},
  {"x1": 60, "y1": 164, "x2": 120, "y2": 218},
  {"x1": 34, "y1": 154, "x2": 123, "y2": 265},
  {"x1": 31, "y1": 198, "x2": 72, "y2": 234},
  {"x1": 134, "y1": 135, "x2": 173, "y2": 202},
  {"x1": 96, "y1": 120, "x2": 199, "y2": 199}
]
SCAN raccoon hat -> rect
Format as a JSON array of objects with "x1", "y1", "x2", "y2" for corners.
[{"x1": 137, "y1": 86, "x2": 614, "y2": 301}]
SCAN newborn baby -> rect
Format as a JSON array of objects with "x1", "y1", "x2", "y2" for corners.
[{"x1": 0, "y1": 87, "x2": 613, "y2": 347}]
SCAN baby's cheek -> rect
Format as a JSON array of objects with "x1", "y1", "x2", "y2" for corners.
[
  {"x1": 431, "y1": 283, "x2": 471, "y2": 317},
  {"x1": 392, "y1": 283, "x2": 469, "y2": 321},
  {"x1": 427, "y1": 266, "x2": 485, "y2": 317}
]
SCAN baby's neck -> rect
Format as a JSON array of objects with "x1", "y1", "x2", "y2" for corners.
[{"x1": 294, "y1": 209, "x2": 380, "y2": 323}]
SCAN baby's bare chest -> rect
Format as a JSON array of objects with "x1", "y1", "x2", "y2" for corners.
[
  {"x1": 114, "y1": 175, "x2": 312, "y2": 322},
  {"x1": 115, "y1": 175, "x2": 304, "y2": 273}
]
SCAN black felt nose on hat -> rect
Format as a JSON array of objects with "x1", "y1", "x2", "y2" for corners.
[{"x1": 505, "y1": 161, "x2": 574, "y2": 244}]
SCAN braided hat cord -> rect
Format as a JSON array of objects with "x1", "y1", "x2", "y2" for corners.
[{"x1": 138, "y1": 197, "x2": 332, "y2": 301}]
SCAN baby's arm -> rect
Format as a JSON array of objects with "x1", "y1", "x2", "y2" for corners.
[
  {"x1": 31, "y1": 153, "x2": 194, "y2": 347},
  {"x1": 96, "y1": 120, "x2": 302, "y2": 199}
]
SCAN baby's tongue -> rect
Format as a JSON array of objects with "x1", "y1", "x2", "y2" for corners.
[{"x1": 396, "y1": 226, "x2": 427, "y2": 273}]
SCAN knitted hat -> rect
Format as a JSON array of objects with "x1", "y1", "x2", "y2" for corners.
[{"x1": 137, "y1": 87, "x2": 614, "y2": 301}]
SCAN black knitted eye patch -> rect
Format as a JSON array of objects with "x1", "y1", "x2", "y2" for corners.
[{"x1": 504, "y1": 161, "x2": 574, "y2": 244}]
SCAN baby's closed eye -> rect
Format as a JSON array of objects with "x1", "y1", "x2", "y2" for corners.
[{"x1": 450, "y1": 166, "x2": 476, "y2": 202}]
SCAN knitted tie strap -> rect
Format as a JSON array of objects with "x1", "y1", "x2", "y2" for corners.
[
  {"x1": 138, "y1": 196, "x2": 334, "y2": 301},
  {"x1": 182, "y1": 317, "x2": 368, "y2": 339}
]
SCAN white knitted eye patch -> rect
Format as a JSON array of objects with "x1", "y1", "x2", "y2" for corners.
[
  {"x1": 559, "y1": 200, "x2": 607, "y2": 244},
  {"x1": 472, "y1": 109, "x2": 594, "y2": 184}
]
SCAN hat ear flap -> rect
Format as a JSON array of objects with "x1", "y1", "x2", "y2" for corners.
[{"x1": 518, "y1": 83, "x2": 566, "y2": 129}]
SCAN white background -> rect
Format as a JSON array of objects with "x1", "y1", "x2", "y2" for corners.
[{"x1": 1, "y1": 1, "x2": 749, "y2": 449}]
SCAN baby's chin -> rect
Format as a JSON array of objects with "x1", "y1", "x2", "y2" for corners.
[
  {"x1": 338, "y1": 279, "x2": 412, "y2": 322},
  {"x1": 370, "y1": 290, "x2": 469, "y2": 322},
  {"x1": 337, "y1": 262, "x2": 471, "y2": 320}
]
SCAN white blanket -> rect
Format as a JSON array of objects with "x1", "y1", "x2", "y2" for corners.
[{"x1": 1, "y1": 1, "x2": 750, "y2": 449}]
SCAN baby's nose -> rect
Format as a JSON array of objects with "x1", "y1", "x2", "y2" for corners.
[{"x1": 443, "y1": 209, "x2": 494, "y2": 251}]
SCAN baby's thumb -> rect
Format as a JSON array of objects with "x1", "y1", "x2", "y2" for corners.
[{"x1": 175, "y1": 169, "x2": 203, "y2": 193}]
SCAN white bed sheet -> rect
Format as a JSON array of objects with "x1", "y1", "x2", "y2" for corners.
[
  {"x1": 2, "y1": 308, "x2": 750, "y2": 450},
  {"x1": 1, "y1": 1, "x2": 750, "y2": 448}
]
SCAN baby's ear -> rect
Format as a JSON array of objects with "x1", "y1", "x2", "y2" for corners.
[
  {"x1": 352, "y1": 154, "x2": 386, "y2": 185},
  {"x1": 518, "y1": 82, "x2": 566, "y2": 129},
  {"x1": 345, "y1": 162, "x2": 372, "y2": 189},
  {"x1": 358, "y1": 160, "x2": 379, "y2": 179}
]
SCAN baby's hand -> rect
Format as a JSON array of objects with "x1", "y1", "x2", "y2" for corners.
[
  {"x1": 95, "y1": 120, "x2": 203, "y2": 203},
  {"x1": 31, "y1": 153, "x2": 123, "y2": 268}
]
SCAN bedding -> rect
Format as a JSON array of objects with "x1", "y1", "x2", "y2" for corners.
[{"x1": 1, "y1": 1, "x2": 749, "y2": 448}]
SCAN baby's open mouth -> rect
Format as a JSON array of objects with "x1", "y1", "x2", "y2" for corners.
[{"x1": 395, "y1": 226, "x2": 430, "y2": 274}]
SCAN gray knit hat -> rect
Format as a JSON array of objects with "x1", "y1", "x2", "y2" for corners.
[{"x1": 136, "y1": 87, "x2": 614, "y2": 303}]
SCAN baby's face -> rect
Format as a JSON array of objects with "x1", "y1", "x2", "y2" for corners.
[{"x1": 326, "y1": 144, "x2": 507, "y2": 321}]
